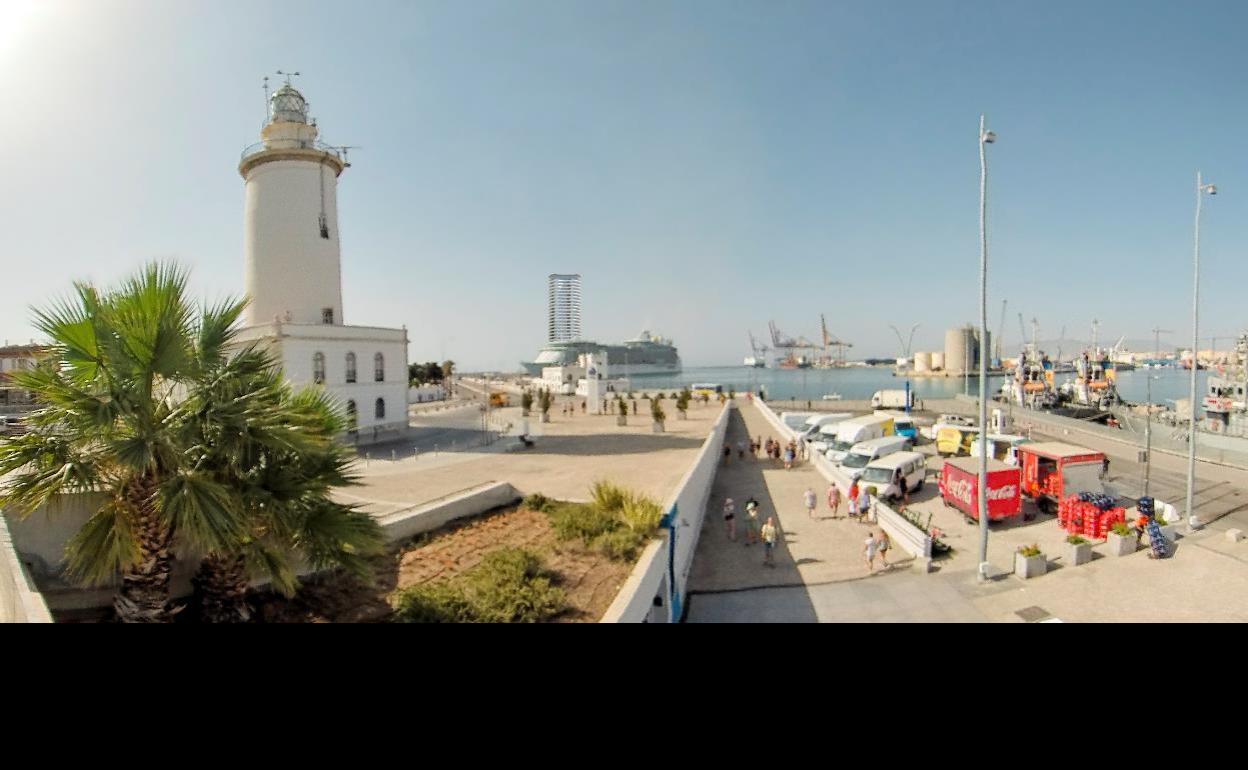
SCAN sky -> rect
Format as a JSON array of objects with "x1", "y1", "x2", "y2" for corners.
[{"x1": 3, "y1": 0, "x2": 1248, "y2": 370}]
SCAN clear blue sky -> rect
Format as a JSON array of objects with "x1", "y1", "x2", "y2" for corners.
[{"x1": 3, "y1": 0, "x2": 1247, "y2": 369}]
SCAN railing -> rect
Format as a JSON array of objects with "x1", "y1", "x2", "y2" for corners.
[{"x1": 240, "y1": 140, "x2": 343, "y2": 162}]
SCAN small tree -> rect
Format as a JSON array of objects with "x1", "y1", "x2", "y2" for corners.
[
  {"x1": 650, "y1": 396, "x2": 666, "y2": 425},
  {"x1": 676, "y1": 389, "x2": 689, "y2": 419},
  {"x1": 632, "y1": 399, "x2": 638, "y2": 416},
  {"x1": 728, "y1": 387, "x2": 736, "y2": 400},
  {"x1": 538, "y1": 388, "x2": 553, "y2": 420},
  {"x1": 521, "y1": 390, "x2": 534, "y2": 416},
  {"x1": 701, "y1": 392, "x2": 710, "y2": 406}
]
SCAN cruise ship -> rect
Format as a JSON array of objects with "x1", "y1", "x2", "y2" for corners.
[{"x1": 521, "y1": 330, "x2": 681, "y2": 377}]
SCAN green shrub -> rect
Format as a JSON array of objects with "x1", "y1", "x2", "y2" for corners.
[
  {"x1": 592, "y1": 529, "x2": 646, "y2": 561},
  {"x1": 1066, "y1": 534, "x2": 1088, "y2": 545},
  {"x1": 620, "y1": 496, "x2": 663, "y2": 534},
  {"x1": 590, "y1": 479, "x2": 632, "y2": 514},
  {"x1": 547, "y1": 501, "x2": 618, "y2": 543},
  {"x1": 521, "y1": 493, "x2": 554, "y2": 513},
  {"x1": 1110, "y1": 521, "x2": 1131, "y2": 536},
  {"x1": 392, "y1": 547, "x2": 565, "y2": 623},
  {"x1": 1017, "y1": 544, "x2": 1042, "y2": 557},
  {"x1": 1155, "y1": 514, "x2": 1168, "y2": 526}
]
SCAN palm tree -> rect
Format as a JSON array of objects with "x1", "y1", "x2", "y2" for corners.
[
  {"x1": 0, "y1": 262, "x2": 381, "y2": 622},
  {"x1": 181, "y1": 351, "x2": 382, "y2": 621}
]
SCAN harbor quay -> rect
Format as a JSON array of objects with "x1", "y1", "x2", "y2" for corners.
[{"x1": 684, "y1": 400, "x2": 1248, "y2": 623}]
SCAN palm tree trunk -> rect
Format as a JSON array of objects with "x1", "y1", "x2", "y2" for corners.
[
  {"x1": 192, "y1": 552, "x2": 251, "y2": 623},
  {"x1": 113, "y1": 473, "x2": 175, "y2": 623}
]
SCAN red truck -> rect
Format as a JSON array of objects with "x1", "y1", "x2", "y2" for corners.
[
  {"x1": 939, "y1": 457, "x2": 1022, "y2": 523},
  {"x1": 1015, "y1": 442, "x2": 1107, "y2": 517}
]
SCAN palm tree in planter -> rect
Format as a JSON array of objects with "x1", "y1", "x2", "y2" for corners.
[
  {"x1": 615, "y1": 395, "x2": 627, "y2": 426},
  {"x1": 180, "y1": 349, "x2": 383, "y2": 621},
  {"x1": 521, "y1": 390, "x2": 533, "y2": 417},
  {"x1": 650, "y1": 396, "x2": 666, "y2": 433},
  {"x1": 676, "y1": 390, "x2": 690, "y2": 420}
]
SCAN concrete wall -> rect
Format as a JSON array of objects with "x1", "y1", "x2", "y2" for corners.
[
  {"x1": 604, "y1": 401, "x2": 734, "y2": 623},
  {"x1": 0, "y1": 510, "x2": 52, "y2": 622},
  {"x1": 375, "y1": 482, "x2": 520, "y2": 543}
]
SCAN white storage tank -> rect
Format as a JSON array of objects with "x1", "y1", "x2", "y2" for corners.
[
  {"x1": 931, "y1": 351, "x2": 945, "y2": 370},
  {"x1": 945, "y1": 327, "x2": 974, "y2": 376},
  {"x1": 914, "y1": 351, "x2": 932, "y2": 372}
]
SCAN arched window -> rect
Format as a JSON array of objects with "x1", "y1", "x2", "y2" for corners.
[
  {"x1": 346, "y1": 399, "x2": 357, "y2": 429},
  {"x1": 345, "y1": 352, "x2": 357, "y2": 383},
  {"x1": 374, "y1": 352, "x2": 385, "y2": 382},
  {"x1": 374, "y1": 397, "x2": 385, "y2": 420},
  {"x1": 313, "y1": 352, "x2": 325, "y2": 384}
]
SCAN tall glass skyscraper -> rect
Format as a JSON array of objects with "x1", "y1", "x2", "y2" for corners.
[{"x1": 547, "y1": 273, "x2": 582, "y2": 343}]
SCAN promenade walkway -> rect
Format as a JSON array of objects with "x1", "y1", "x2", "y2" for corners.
[{"x1": 684, "y1": 402, "x2": 975, "y2": 621}]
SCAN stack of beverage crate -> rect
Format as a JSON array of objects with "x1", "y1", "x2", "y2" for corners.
[{"x1": 1057, "y1": 492, "x2": 1126, "y2": 538}]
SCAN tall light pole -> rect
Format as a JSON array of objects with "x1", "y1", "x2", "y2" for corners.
[
  {"x1": 1187, "y1": 172, "x2": 1216, "y2": 531},
  {"x1": 1144, "y1": 374, "x2": 1158, "y2": 497},
  {"x1": 977, "y1": 115, "x2": 996, "y2": 578}
]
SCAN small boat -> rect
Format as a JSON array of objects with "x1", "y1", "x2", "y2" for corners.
[{"x1": 821, "y1": 393, "x2": 843, "y2": 401}]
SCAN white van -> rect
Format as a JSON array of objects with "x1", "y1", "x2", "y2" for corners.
[
  {"x1": 798, "y1": 412, "x2": 852, "y2": 443},
  {"x1": 858, "y1": 451, "x2": 927, "y2": 501},
  {"x1": 970, "y1": 433, "x2": 1032, "y2": 465},
  {"x1": 823, "y1": 414, "x2": 896, "y2": 462},
  {"x1": 780, "y1": 412, "x2": 818, "y2": 435},
  {"x1": 870, "y1": 389, "x2": 917, "y2": 410},
  {"x1": 837, "y1": 435, "x2": 914, "y2": 481}
]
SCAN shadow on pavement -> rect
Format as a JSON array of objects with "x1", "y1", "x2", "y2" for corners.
[{"x1": 685, "y1": 408, "x2": 819, "y2": 622}]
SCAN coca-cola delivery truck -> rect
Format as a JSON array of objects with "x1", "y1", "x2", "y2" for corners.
[{"x1": 939, "y1": 457, "x2": 1021, "y2": 523}]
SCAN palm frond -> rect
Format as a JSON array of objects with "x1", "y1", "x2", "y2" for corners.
[
  {"x1": 62, "y1": 496, "x2": 138, "y2": 586},
  {"x1": 159, "y1": 470, "x2": 245, "y2": 553}
]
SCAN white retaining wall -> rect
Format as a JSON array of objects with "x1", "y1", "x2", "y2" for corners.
[
  {"x1": 0, "y1": 512, "x2": 52, "y2": 623},
  {"x1": 604, "y1": 401, "x2": 734, "y2": 623},
  {"x1": 375, "y1": 482, "x2": 521, "y2": 542}
]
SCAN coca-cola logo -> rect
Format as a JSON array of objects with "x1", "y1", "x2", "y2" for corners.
[{"x1": 946, "y1": 478, "x2": 1016, "y2": 505}]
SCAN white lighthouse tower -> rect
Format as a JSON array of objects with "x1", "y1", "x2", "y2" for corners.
[{"x1": 234, "y1": 76, "x2": 409, "y2": 444}]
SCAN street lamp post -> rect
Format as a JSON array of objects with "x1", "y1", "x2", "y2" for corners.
[
  {"x1": 1187, "y1": 172, "x2": 1216, "y2": 531},
  {"x1": 977, "y1": 115, "x2": 996, "y2": 578},
  {"x1": 1144, "y1": 375, "x2": 1157, "y2": 497}
]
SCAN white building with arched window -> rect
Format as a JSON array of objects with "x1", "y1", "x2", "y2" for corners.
[{"x1": 231, "y1": 79, "x2": 408, "y2": 444}]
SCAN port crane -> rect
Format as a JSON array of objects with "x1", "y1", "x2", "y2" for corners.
[
  {"x1": 769, "y1": 321, "x2": 816, "y2": 366},
  {"x1": 748, "y1": 331, "x2": 770, "y2": 360},
  {"x1": 823, "y1": 315, "x2": 853, "y2": 366}
]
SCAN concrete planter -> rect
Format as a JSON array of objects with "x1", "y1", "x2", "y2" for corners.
[
  {"x1": 1158, "y1": 524, "x2": 1177, "y2": 542},
  {"x1": 1066, "y1": 542, "x2": 1092, "y2": 566},
  {"x1": 616, "y1": 415, "x2": 627, "y2": 427},
  {"x1": 1015, "y1": 552, "x2": 1047, "y2": 579},
  {"x1": 652, "y1": 421, "x2": 665, "y2": 433},
  {"x1": 1107, "y1": 531, "x2": 1136, "y2": 557}
]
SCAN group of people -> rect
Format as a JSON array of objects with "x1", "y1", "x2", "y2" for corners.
[
  {"x1": 723, "y1": 435, "x2": 804, "y2": 470},
  {"x1": 722, "y1": 480, "x2": 891, "y2": 571},
  {"x1": 722, "y1": 496, "x2": 780, "y2": 566}
]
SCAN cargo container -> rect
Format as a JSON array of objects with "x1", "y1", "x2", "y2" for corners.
[{"x1": 939, "y1": 457, "x2": 1021, "y2": 523}]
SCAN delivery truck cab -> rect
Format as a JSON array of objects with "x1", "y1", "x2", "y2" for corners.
[
  {"x1": 880, "y1": 412, "x2": 918, "y2": 440},
  {"x1": 859, "y1": 451, "x2": 927, "y2": 501},
  {"x1": 837, "y1": 435, "x2": 913, "y2": 481},
  {"x1": 824, "y1": 414, "x2": 895, "y2": 462}
]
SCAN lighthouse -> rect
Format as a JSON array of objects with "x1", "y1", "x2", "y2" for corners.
[
  {"x1": 234, "y1": 77, "x2": 409, "y2": 444},
  {"x1": 240, "y1": 81, "x2": 345, "y2": 327}
]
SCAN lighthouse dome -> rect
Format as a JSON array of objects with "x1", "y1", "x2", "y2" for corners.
[{"x1": 269, "y1": 83, "x2": 308, "y2": 124}]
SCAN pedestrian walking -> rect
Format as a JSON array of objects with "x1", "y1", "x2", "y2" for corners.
[
  {"x1": 876, "y1": 530, "x2": 891, "y2": 569},
  {"x1": 863, "y1": 530, "x2": 881, "y2": 571},
  {"x1": 744, "y1": 498, "x2": 761, "y2": 545},
  {"x1": 803, "y1": 487, "x2": 817, "y2": 519},
  {"x1": 723, "y1": 442, "x2": 732, "y2": 465},
  {"x1": 723, "y1": 497, "x2": 737, "y2": 541},
  {"x1": 848, "y1": 481, "x2": 860, "y2": 518},
  {"x1": 898, "y1": 472, "x2": 909, "y2": 509},
  {"x1": 783, "y1": 444, "x2": 795, "y2": 470},
  {"x1": 761, "y1": 516, "x2": 778, "y2": 566},
  {"x1": 857, "y1": 485, "x2": 871, "y2": 523},
  {"x1": 737, "y1": 439, "x2": 748, "y2": 460},
  {"x1": 827, "y1": 483, "x2": 841, "y2": 517}
]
